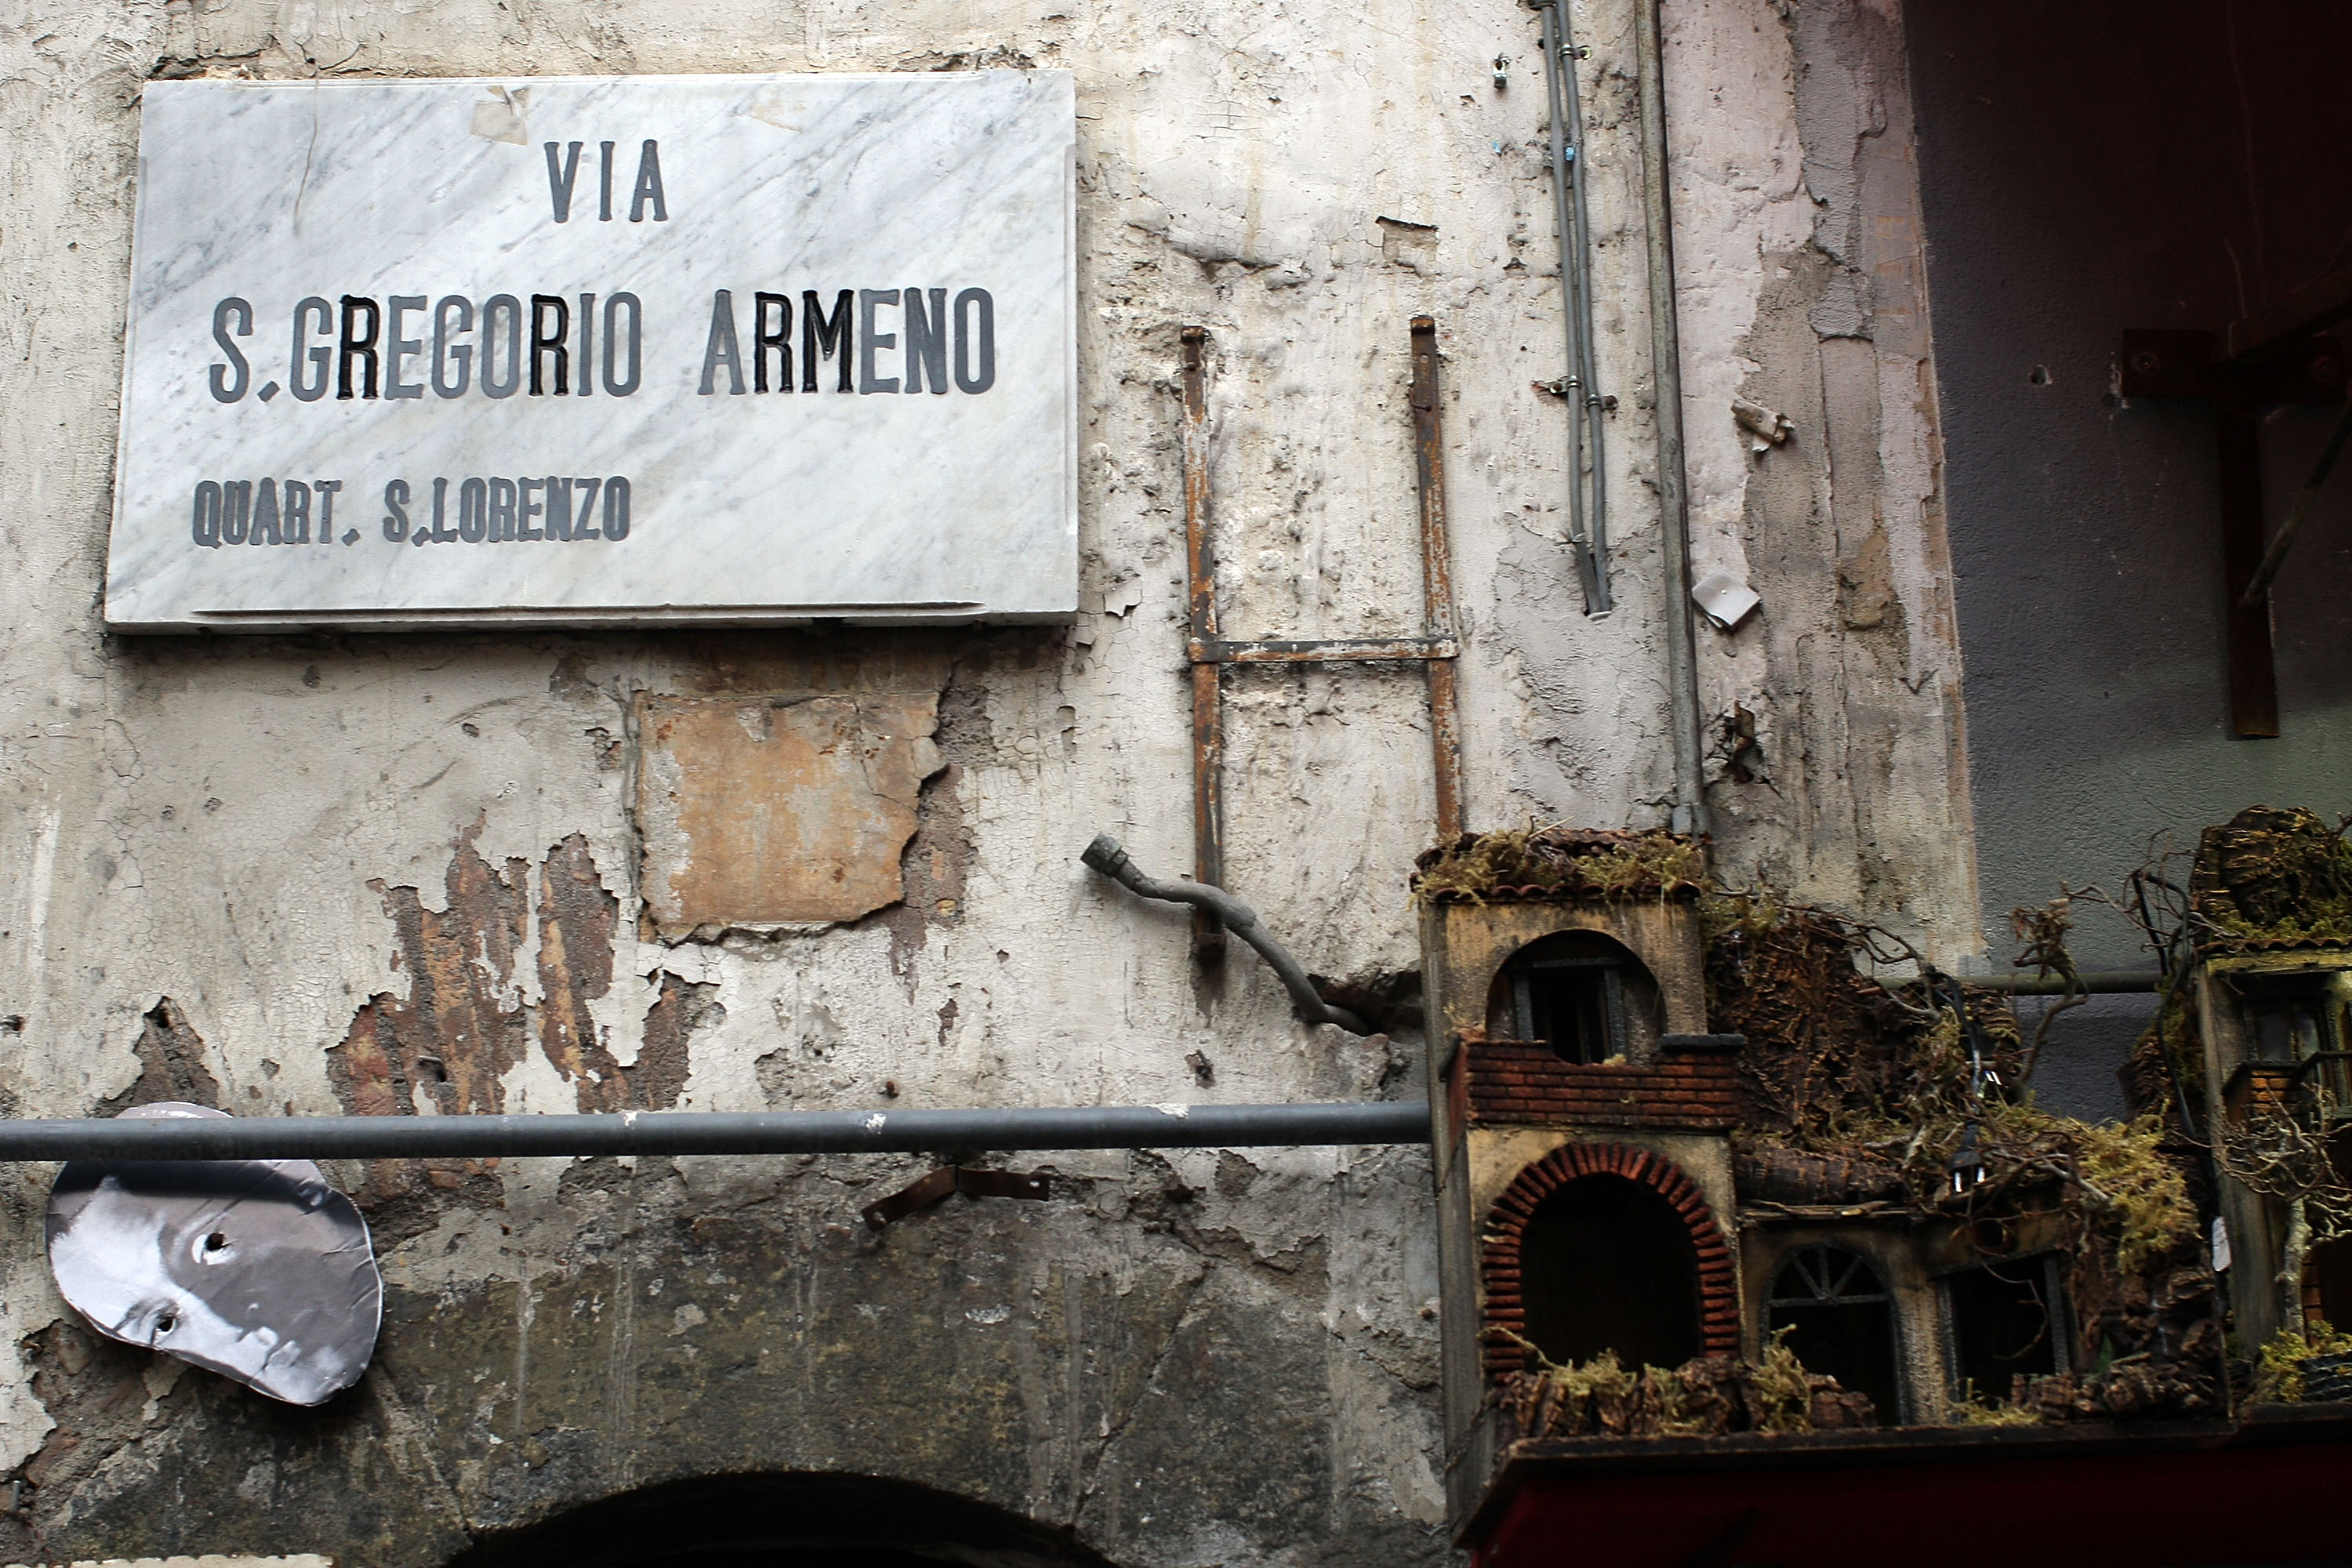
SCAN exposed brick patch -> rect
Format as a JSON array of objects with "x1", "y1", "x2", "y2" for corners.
[
  {"x1": 1461, "y1": 1040, "x2": 1737, "y2": 1131},
  {"x1": 1479, "y1": 1143, "x2": 1739, "y2": 1378}
]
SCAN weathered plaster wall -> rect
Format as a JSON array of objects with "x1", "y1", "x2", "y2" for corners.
[
  {"x1": 1665, "y1": 0, "x2": 1978, "y2": 962},
  {"x1": 0, "y1": 0, "x2": 1973, "y2": 1562}
]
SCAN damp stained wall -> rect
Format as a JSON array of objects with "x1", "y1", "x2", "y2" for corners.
[
  {"x1": 1907, "y1": 0, "x2": 2352, "y2": 1118},
  {"x1": 0, "y1": 0, "x2": 1971, "y2": 1561}
]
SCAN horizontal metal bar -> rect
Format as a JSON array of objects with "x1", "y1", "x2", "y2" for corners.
[
  {"x1": 1189, "y1": 637, "x2": 1458, "y2": 664},
  {"x1": 0, "y1": 1102, "x2": 1432, "y2": 1163},
  {"x1": 1961, "y1": 970, "x2": 2163, "y2": 996}
]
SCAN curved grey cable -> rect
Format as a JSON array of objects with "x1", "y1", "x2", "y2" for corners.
[{"x1": 1082, "y1": 835, "x2": 1373, "y2": 1036}]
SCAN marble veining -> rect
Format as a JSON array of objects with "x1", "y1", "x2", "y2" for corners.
[{"x1": 106, "y1": 72, "x2": 1076, "y2": 630}]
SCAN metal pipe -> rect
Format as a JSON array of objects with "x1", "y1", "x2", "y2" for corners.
[
  {"x1": 0, "y1": 1102, "x2": 1431, "y2": 1163},
  {"x1": 1962, "y1": 970, "x2": 2164, "y2": 996},
  {"x1": 1410, "y1": 316, "x2": 1468, "y2": 840},
  {"x1": 1180, "y1": 326, "x2": 1227, "y2": 960},
  {"x1": 1632, "y1": 0, "x2": 1707, "y2": 834},
  {"x1": 1530, "y1": 0, "x2": 1610, "y2": 612},
  {"x1": 1559, "y1": 3, "x2": 1610, "y2": 605},
  {"x1": 1082, "y1": 834, "x2": 1374, "y2": 1034}
]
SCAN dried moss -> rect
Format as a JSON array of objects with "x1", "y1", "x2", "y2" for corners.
[
  {"x1": 1747, "y1": 1326, "x2": 1815, "y2": 1433},
  {"x1": 2191, "y1": 806, "x2": 2352, "y2": 949},
  {"x1": 1951, "y1": 1386, "x2": 2042, "y2": 1426},
  {"x1": 1704, "y1": 898, "x2": 2018, "y2": 1161},
  {"x1": 1494, "y1": 1334, "x2": 1871, "y2": 1441},
  {"x1": 1412, "y1": 825, "x2": 1706, "y2": 905},
  {"x1": 2252, "y1": 1320, "x2": 2352, "y2": 1403},
  {"x1": 2077, "y1": 1114, "x2": 2196, "y2": 1274}
]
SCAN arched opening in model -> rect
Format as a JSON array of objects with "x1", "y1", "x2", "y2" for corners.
[
  {"x1": 442, "y1": 1472, "x2": 1121, "y2": 1568},
  {"x1": 1519, "y1": 1174, "x2": 1702, "y2": 1369}
]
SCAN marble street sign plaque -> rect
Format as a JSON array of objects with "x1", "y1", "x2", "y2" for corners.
[{"x1": 105, "y1": 74, "x2": 1076, "y2": 631}]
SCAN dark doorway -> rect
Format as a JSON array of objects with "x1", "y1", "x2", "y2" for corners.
[
  {"x1": 443, "y1": 1472, "x2": 1121, "y2": 1568},
  {"x1": 1944, "y1": 1257, "x2": 2064, "y2": 1405},
  {"x1": 1763, "y1": 1245, "x2": 1902, "y2": 1424},
  {"x1": 1520, "y1": 1174, "x2": 1701, "y2": 1369}
]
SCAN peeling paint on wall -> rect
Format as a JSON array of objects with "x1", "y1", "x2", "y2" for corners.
[{"x1": 634, "y1": 693, "x2": 946, "y2": 935}]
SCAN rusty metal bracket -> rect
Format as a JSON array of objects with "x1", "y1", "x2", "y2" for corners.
[
  {"x1": 1179, "y1": 317, "x2": 1467, "y2": 964},
  {"x1": 1180, "y1": 326, "x2": 1225, "y2": 960},
  {"x1": 860, "y1": 1165, "x2": 1053, "y2": 1232},
  {"x1": 2114, "y1": 328, "x2": 2347, "y2": 738}
]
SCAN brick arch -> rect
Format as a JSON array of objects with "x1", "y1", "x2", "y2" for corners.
[{"x1": 1480, "y1": 1142, "x2": 1738, "y2": 1379}]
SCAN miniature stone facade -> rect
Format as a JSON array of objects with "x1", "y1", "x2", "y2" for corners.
[{"x1": 1418, "y1": 876, "x2": 1743, "y2": 1519}]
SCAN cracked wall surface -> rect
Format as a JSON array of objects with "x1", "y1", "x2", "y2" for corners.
[
  {"x1": 1665, "y1": 0, "x2": 1976, "y2": 959},
  {"x1": 0, "y1": 0, "x2": 1971, "y2": 1562}
]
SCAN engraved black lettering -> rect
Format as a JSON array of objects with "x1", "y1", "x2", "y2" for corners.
[
  {"x1": 903, "y1": 287, "x2": 947, "y2": 394},
  {"x1": 953, "y1": 288, "x2": 995, "y2": 394},
  {"x1": 753, "y1": 292, "x2": 792, "y2": 393},
  {"x1": 290, "y1": 298, "x2": 333, "y2": 402},
  {"x1": 488, "y1": 477, "x2": 517, "y2": 541},
  {"x1": 545, "y1": 140, "x2": 583, "y2": 222},
  {"x1": 458, "y1": 477, "x2": 488, "y2": 543},
  {"x1": 630, "y1": 140, "x2": 667, "y2": 222},
  {"x1": 387, "y1": 296, "x2": 426, "y2": 399},
  {"x1": 221, "y1": 480, "x2": 252, "y2": 545},
  {"x1": 336, "y1": 296, "x2": 381, "y2": 400},
  {"x1": 210, "y1": 298, "x2": 252, "y2": 403},
  {"x1": 432, "y1": 296, "x2": 474, "y2": 397},
  {"x1": 545, "y1": 476, "x2": 573, "y2": 540},
  {"x1": 602, "y1": 475, "x2": 630, "y2": 540},
  {"x1": 191, "y1": 481, "x2": 223, "y2": 548},
  {"x1": 382, "y1": 478, "x2": 410, "y2": 542},
  {"x1": 603, "y1": 294, "x2": 642, "y2": 396},
  {"x1": 577, "y1": 292, "x2": 595, "y2": 399},
  {"x1": 803, "y1": 289, "x2": 853, "y2": 393},
  {"x1": 481, "y1": 296, "x2": 523, "y2": 398},
  {"x1": 284, "y1": 479, "x2": 312, "y2": 543},
  {"x1": 858, "y1": 289, "x2": 900, "y2": 394},
  {"x1": 250, "y1": 478, "x2": 281, "y2": 545},
  {"x1": 699, "y1": 290, "x2": 746, "y2": 396},
  {"x1": 529, "y1": 295, "x2": 570, "y2": 396},
  {"x1": 316, "y1": 479, "x2": 343, "y2": 546},
  {"x1": 572, "y1": 477, "x2": 603, "y2": 538}
]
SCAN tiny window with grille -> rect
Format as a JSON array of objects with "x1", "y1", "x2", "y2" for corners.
[{"x1": 1764, "y1": 1244, "x2": 1902, "y2": 1424}]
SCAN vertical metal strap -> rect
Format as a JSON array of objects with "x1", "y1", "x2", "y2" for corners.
[
  {"x1": 1633, "y1": 0, "x2": 1708, "y2": 833},
  {"x1": 1411, "y1": 318, "x2": 1467, "y2": 841},
  {"x1": 1180, "y1": 326, "x2": 1227, "y2": 956},
  {"x1": 2216, "y1": 397, "x2": 2281, "y2": 737}
]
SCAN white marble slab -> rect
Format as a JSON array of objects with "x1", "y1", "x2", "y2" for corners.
[{"x1": 106, "y1": 73, "x2": 1076, "y2": 630}]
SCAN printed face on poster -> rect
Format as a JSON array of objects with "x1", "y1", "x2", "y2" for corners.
[{"x1": 106, "y1": 71, "x2": 1076, "y2": 631}]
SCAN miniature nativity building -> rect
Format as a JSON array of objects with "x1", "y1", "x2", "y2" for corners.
[{"x1": 1412, "y1": 811, "x2": 2352, "y2": 1526}]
